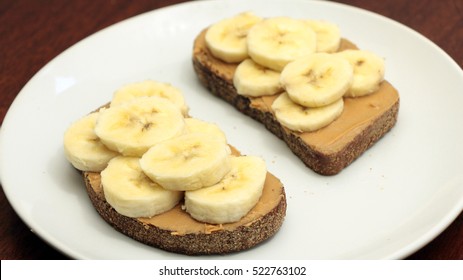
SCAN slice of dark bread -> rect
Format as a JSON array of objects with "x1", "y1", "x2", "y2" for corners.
[
  {"x1": 192, "y1": 28, "x2": 400, "y2": 175},
  {"x1": 83, "y1": 146, "x2": 286, "y2": 255}
]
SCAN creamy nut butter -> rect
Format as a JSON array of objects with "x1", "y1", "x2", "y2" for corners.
[
  {"x1": 193, "y1": 29, "x2": 399, "y2": 155},
  {"x1": 85, "y1": 149, "x2": 284, "y2": 236}
]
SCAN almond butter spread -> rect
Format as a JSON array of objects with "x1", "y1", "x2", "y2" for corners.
[{"x1": 193, "y1": 29, "x2": 399, "y2": 155}]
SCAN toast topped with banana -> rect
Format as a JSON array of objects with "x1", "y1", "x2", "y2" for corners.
[
  {"x1": 63, "y1": 80, "x2": 286, "y2": 255},
  {"x1": 192, "y1": 12, "x2": 400, "y2": 175}
]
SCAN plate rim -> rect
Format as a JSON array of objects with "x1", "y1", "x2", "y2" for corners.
[{"x1": 1, "y1": 0, "x2": 463, "y2": 260}]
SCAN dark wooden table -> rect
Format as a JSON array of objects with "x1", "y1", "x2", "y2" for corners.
[{"x1": 1, "y1": 0, "x2": 462, "y2": 260}]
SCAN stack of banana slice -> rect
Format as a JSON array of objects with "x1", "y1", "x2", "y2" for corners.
[
  {"x1": 205, "y1": 12, "x2": 385, "y2": 132},
  {"x1": 63, "y1": 80, "x2": 267, "y2": 224}
]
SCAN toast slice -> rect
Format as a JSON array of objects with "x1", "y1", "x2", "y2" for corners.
[
  {"x1": 192, "y1": 28, "x2": 400, "y2": 175},
  {"x1": 83, "y1": 146, "x2": 286, "y2": 255}
]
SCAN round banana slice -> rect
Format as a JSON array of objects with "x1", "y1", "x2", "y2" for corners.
[
  {"x1": 110, "y1": 80, "x2": 189, "y2": 116},
  {"x1": 184, "y1": 155, "x2": 266, "y2": 224},
  {"x1": 271, "y1": 92, "x2": 344, "y2": 132},
  {"x1": 247, "y1": 17, "x2": 317, "y2": 71},
  {"x1": 233, "y1": 58, "x2": 282, "y2": 97},
  {"x1": 305, "y1": 19, "x2": 341, "y2": 53},
  {"x1": 205, "y1": 12, "x2": 262, "y2": 63},
  {"x1": 101, "y1": 156, "x2": 183, "y2": 218},
  {"x1": 280, "y1": 53, "x2": 353, "y2": 107},
  {"x1": 95, "y1": 96, "x2": 185, "y2": 157},
  {"x1": 184, "y1": 117, "x2": 227, "y2": 143},
  {"x1": 140, "y1": 133, "x2": 232, "y2": 191},
  {"x1": 63, "y1": 111, "x2": 119, "y2": 172},
  {"x1": 336, "y1": 49, "x2": 385, "y2": 97}
]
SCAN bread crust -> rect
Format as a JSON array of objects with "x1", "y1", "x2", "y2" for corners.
[
  {"x1": 192, "y1": 29, "x2": 400, "y2": 175},
  {"x1": 83, "y1": 171, "x2": 286, "y2": 255},
  {"x1": 79, "y1": 94, "x2": 286, "y2": 255}
]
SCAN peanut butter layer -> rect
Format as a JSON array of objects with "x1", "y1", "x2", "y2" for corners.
[
  {"x1": 193, "y1": 28, "x2": 400, "y2": 156},
  {"x1": 254, "y1": 82, "x2": 398, "y2": 154},
  {"x1": 85, "y1": 149, "x2": 285, "y2": 235}
]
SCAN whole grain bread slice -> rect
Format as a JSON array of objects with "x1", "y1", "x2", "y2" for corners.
[
  {"x1": 82, "y1": 147, "x2": 286, "y2": 255},
  {"x1": 192, "y1": 29, "x2": 399, "y2": 175}
]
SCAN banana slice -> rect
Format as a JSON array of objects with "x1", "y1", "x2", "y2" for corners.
[
  {"x1": 272, "y1": 92, "x2": 344, "y2": 132},
  {"x1": 111, "y1": 80, "x2": 189, "y2": 116},
  {"x1": 184, "y1": 117, "x2": 227, "y2": 143},
  {"x1": 63, "y1": 111, "x2": 119, "y2": 172},
  {"x1": 233, "y1": 58, "x2": 282, "y2": 97},
  {"x1": 184, "y1": 155, "x2": 266, "y2": 224},
  {"x1": 305, "y1": 19, "x2": 341, "y2": 53},
  {"x1": 95, "y1": 96, "x2": 185, "y2": 157},
  {"x1": 139, "y1": 133, "x2": 232, "y2": 191},
  {"x1": 205, "y1": 12, "x2": 262, "y2": 63},
  {"x1": 280, "y1": 53, "x2": 353, "y2": 107},
  {"x1": 336, "y1": 49, "x2": 385, "y2": 97},
  {"x1": 247, "y1": 17, "x2": 317, "y2": 71},
  {"x1": 101, "y1": 156, "x2": 183, "y2": 218}
]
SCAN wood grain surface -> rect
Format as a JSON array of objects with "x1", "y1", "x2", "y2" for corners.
[{"x1": 1, "y1": 0, "x2": 462, "y2": 259}]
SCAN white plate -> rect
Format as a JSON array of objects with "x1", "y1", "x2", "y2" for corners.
[{"x1": 1, "y1": 0, "x2": 463, "y2": 260}]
